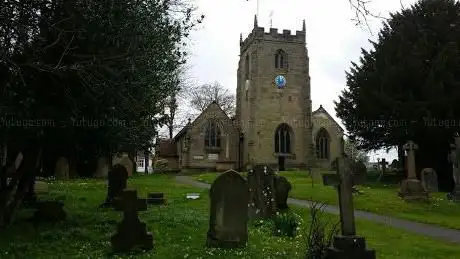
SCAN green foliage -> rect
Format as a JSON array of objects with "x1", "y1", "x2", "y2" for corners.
[
  {"x1": 0, "y1": 0, "x2": 203, "y2": 156},
  {"x1": 304, "y1": 202, "x2": 339, "y2": 259},
  {"x1": 272, "y1": 211, "x2": 302, "y2": 237},
  {"x1": 335, "y1": 0, "x2": 460, "y2": 151}
]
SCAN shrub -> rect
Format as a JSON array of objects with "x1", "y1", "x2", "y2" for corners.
[
  {"x1": 305, "y1": 202, "x2": 339, "y2": 259},
  {"x1": 272, "y1": 210, "x2": 301, "y2": 237}
]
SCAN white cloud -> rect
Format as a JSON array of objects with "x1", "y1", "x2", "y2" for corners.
[{"x1": 180, "y1": 0, "x2": 418, "y2": 161}]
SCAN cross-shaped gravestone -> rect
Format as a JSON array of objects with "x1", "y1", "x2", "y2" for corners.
[
  {"x1": 403, "y1": 141, "x2": 418, "y2": 179},
  {"x1": 111, "y1": 189, "x2": 153, "y2": 252},
  {"x1": 398, "y1": 140, "x2": 428, "y2": 201},
  {"x1": 322, "y1": 157, "x2": 363, "y2": 236},
  {"x1": 322, "y1": 157, "x2": 375, "y2": 258}
]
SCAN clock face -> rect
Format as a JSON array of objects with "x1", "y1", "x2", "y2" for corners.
[{"x1": 275, "y1": 75, "x2": 286, "y2": 89}]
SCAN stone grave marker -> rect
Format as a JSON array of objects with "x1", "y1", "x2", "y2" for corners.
[
  {"x1": 94, "y1": 156, "x2": 109, "y2": 178},
  {"x1": 247, "y1": 165, "x2": 277, "y2": 220},
  {"x1": 111, "y1": 189, "x2": 153, "y2": 252},
  {"x1": 398, "y1": 141, "x2": 428, "y2": 201},
  {"x1": 186, "y1": 193, "x2": 200, "y2": 199},
  {"x1": 54, "y1": 157, "x2": 69, "y2": 180},
  {"x1": 322, "y1": 157, "x2": 376, "y2": 259},
  {"x1": 377, "y1": 158, "x2": 388, "y2": 182},
  {"x1": 100, "y1": 164, "x2": 128, "y2": 207},
  {"x1": 33, "y1": 201, "x2": 67, "y2": 222},
  {"x1": 448, "y1": 136, "x2": 460, "y2": 201},
  {"x1": 274, "y1": 175, "x2": 291, "y2": 210},
  {"x1": 206, "y1": 169, "x2": 248, "y2": 248},
  {"x1": 147, "y1": 192, "x2": 166, "y2": 205},
  {"x1": 114, "y1": 154, "x2": 134, "y2": 177},
  {"x1": 420, "y1": 168, "x2": 438, "y2": 192}
]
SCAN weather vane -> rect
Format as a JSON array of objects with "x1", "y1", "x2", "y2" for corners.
[{"x1": 269, "y1": 10, "x2": 274, "y2": 28}]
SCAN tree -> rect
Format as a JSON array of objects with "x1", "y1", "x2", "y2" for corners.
[
  {"x1": 344, "y1": 138, "x2": 369, "y2": 163},
  {"x1": 164, "y1": 65, "x2": 194, "y2": 138},
  {"x1": 0, "y1": 0, "x2": 202, "y2": 226},
  {"x1": 335, "y1": 0, "x2": 460, "y2": 191},
  {"x1": 186, "y1": 82, "x2": 236, "y2": 116}
]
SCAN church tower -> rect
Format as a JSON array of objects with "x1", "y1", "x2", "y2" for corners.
[{"x1": 236, "y1": 16, "x2": 314, "y2": 170}]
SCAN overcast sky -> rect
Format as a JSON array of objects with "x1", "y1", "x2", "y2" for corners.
[{"x1": 178, "y1": 0, "x2": 418, "y2": 162}]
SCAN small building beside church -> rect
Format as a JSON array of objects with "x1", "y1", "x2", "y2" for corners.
[{"x1": 156, "y1": 17, "x2": 344, "y2": 171}]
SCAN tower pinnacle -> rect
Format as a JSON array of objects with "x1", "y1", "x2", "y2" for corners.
[
  {"x1": 302, "y1": 19, "x2": 306, "y2": 32},
  {"x1": 254, "y1": 15, "x2": 258, "y2": 27}
]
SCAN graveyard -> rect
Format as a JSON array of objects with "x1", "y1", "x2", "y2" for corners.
[
  {"x1": 194, "y1": 170, "x2": 460, "y2": 230},
  {"x1": 3, "y1": 0, "x2": 460, "y2": 258},
  {"x1": 0, "y1": 173, "x2": 460, "y2": 258}
]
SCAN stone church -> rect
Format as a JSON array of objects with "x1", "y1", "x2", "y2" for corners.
[{"x1": 155, "y1": 17, "x2": 343, "y2": 171}]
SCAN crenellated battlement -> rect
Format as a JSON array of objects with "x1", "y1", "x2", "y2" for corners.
[{"x1": 240, "y1": 17, "x2": 306, "y2": 54}]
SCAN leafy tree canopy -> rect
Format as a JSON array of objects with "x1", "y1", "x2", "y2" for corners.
[{"x1": 335, "y1": 0, "x2": 460, "y2": 152}]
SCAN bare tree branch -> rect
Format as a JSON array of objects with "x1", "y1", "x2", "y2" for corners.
[{"x1": 348, "y1": 0, "x2": 389, "y2": 35}]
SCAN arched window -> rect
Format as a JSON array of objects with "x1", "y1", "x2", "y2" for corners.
[
  {"x1": 205, "y1": 121, "x2": 221, "y2": 148},
  {"x1": 316, "y1": 128, "x2": 330, "y2": 159},
  {"x1": 275, "y1": 49, "x2": 288, "y2": 69},
  {"x1": 244, "y1": 55, "x2": 250, "y2": 79},
  {"x1": 275, "y1": 123, "x2": 292, "y2": 153}
]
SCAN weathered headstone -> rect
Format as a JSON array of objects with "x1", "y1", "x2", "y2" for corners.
[
  {"x1": 33, "y1": 201, "x2": 67, "y2": 222},
  {"x1": 111, "y1": 189, "x2": 153, "y2": 252},
  {"x1": 147, "y1": 192, "x2": 166, "y2": 205},
  {"x1": 113, "y1": 154, "x2": 134, "y2": 177},
  {"x1": 100, "y1": 164, "x2": 128, "y2": 207},
  {"x1": 398, "y1": 141, "x2": 428, "y2": 201},
  {"x1": 377, "y1": 158, "x2": 388, "y2": 182},
  {"x1": 94, "y1": 156, "x2": 109, "y2": 178},
  {"x1": 247, "y1": 165, "x2": 277, "y2": 219},
  {"x1": 420, "y1": 168, "x2": 438, "y2": 192},
  {"x1": 206, "y1": 169, "x2": 248, "y2": 248},
  {"x1": 54, "y1": 157, "x2": 69, "y2": 180},
  {"x1": 274, "y1": 175, "x2": 291, "y2": 210},
  {"x1": 322, "y1": 157, "x2": 376, "y2": 259},
  {"x1": 448, "y1": 136, "x2": 460, "y2": 201}
]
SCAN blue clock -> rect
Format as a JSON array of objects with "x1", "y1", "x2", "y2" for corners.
[{"x1": 275, "y1": 75, "x2": 286, "y2": 89}]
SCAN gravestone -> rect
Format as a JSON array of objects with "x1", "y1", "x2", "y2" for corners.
[
  {"x1": 111, "y1": 189, "x2": 153, "y2": 252},
  {"x1": 33, "y1": 201, "x2": 67, "y2": 222},
  {"x1": 420, "y1": 168, "x2": 438, "y2": 192},
  {"x1": 54, "y1": 157, "x2": 69, "y2": 180},
  {"x1": 206, "y1": 169, "x2": 248, "y2": 248},
  {"x1": 398, "y1": 141, "x2": 428, "y2": 201},
  {"x1": 100, "y1": 164, "x2": 128, "y2": 207},
  {"x1": 377, "y1": 158, "x2": 388, "y2": 182},
  {"x1": 322, "y1": 157, "x2": 376, "y2": 259},
  {"x1": 247, "y1": 165, "x2": 277, "y2": 220},
  {"x1": 448, "y1": 136, "x2": 460, "y2": 201},
  {"x1": 147, "y1": 192, "x2": 166, "y2": 205},
  {"x1": 114, "y1": 154, "x2": 134, "y2": 177},
  {"x1": 274, "y1": 175, "x2": 291, "y2": 210},
  {"x1": 94, "y1": 156, "x2": 109, "y2": 178}
]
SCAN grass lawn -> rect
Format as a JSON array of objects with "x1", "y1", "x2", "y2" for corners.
[
  {"x1": 193, "y1": 171, "x2": 460, "y2": 230},
  {"x1": 0, "y1": 174, "x2": 459, "y2": 258}
]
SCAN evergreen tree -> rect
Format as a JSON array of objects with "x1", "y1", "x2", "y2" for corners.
[{"x1": 335, "y1": 0, "x2": 460, "y2": 190}]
